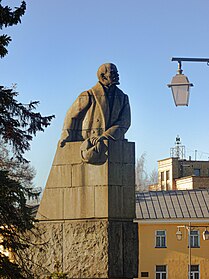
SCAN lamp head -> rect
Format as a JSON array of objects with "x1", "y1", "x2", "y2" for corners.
[
  {"x1": 167, "y1": 61, "x2": 193, "y2": 106},
  {"x1": 176, "y1": 228, "x2": 183, "y2": 241},
  {"x1": 203, "y1": 228, "x2": 209, "y2": 240}
]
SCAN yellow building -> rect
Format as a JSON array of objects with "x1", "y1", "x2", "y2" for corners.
[
  {"x1": 136, "y1": 190, "x2": 209, "y2": 279},
  {"x1": 149, "y1": 157, "x2": 209, "y2": 191}
]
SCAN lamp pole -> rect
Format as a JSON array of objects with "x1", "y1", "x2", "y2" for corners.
[
  {"x1": 188, "y1": 222, "x2": 191, "y2": 279},
  {"x1": 176, "y1": 224, "x2": 191, "y2": 278},
  {"x1": 176, "y1": 224, "x2": 209, "y2": 278}
]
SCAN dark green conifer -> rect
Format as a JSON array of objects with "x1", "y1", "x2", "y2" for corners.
[{"x1": 0, "y1": 2, "x2": 55, "y2": 277}]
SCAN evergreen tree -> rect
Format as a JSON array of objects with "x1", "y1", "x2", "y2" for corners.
[
  {"x1": 0, "y1": 170, "x2": 33, "y2": 279},
  {"x1": 0, "y1": 140, "x2": 37, "y2": 203},
  {"x1": 0, "y1": 1, "x2": 55, "y2": 278},
  {"x1": 0, "y1": 86, "x2": 54, "y2": 162},
  {"x1": 0, "y1": 1, "x2": 26, "y2": 57}
]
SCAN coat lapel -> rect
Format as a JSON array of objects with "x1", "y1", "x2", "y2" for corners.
[
  {"x1": 91, "y1": 82, "x2": 110, "y2": 128},
  {"x1": 109, "y1": 87, "x2": 123, "y2": 124}
]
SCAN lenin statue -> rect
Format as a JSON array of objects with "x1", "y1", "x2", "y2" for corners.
[{"x1": 60, "y1": 63, "x2": 131, "y2": 163}]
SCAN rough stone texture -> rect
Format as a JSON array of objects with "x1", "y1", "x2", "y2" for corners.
[
  {"x1": 63, "y1": 220, "x2": 108, "y2": 278},
  {"x1": 26, "y1": 220, "x2": 138, "y2": 279},
  {"x1": 25, "y1": 223, "x2": 64, "y2": 278}
]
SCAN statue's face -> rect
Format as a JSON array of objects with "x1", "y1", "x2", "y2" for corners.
[{"x1": 101, "y1": 64, "x2": 120, "y2": 87}]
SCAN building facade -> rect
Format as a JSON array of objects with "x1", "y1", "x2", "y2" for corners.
[
  {"x1": 136, "y1": 190, "x2": 209, "y2": 279},
  {"x1": 150, "y1": 157, "x2": 209, "y2": 191}
]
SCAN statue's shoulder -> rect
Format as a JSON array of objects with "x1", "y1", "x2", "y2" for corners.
[
  {"x1": 76, "y1": 90, "x2": 94, "y2": 105},
  {"x1": 91, "y1": 82, "x2": 103, "y2": 92},
  {"x1": 74, "y1": 90, "x2": 92, "y2": 107},
  {"x1": 115, "y1": 86, "x2": 128, "y2": 98},
  {"x1": 79, "y1": 90, "x2": 92, "y2": 97}
]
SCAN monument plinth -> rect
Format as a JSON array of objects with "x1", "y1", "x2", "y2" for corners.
[
  {"x1": 37, "y1": 140, "x2": 135, "y2": 221},
  {"x1": 33, "y1": 140, "x2": 138, "y2": 278}
]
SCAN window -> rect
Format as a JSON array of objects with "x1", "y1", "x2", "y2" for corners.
[
  {"x1": 194, "y1": 168, "x2": 200, "y2": 176},
  {"x1": 141, "y1": 272, "x2": 149, "y2": 277},
  {"x1": 155, "y1": 230, "x2": 166, "y2": 248},
  {"x1": 161, "y1": 172, "x2": 165, "y2": 190},
  {"x1": 189, "y1": 265, "x2": 199, "y2": 279},
  {"x1": 166, "y1": 170, "x2": 171, "y2": 190},
  {"x1": 156, "y1": 265, "x2": 167, "y2": 279},
  {"x1": 166, "y1": 170, "x2": 170, "y2": 180},
  {"x1": 189, "y1": 230, "x2": 200, "y2": 248}
]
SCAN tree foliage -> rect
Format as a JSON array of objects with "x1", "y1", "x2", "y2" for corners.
[
  {"x1": 0, "y1": 141, "x2": 40, "y2": 279},
  {"x1": 0, "y1": 86, "x2": 54, "y2": 162},
  {"x1": 149, "y1": 168, "x2": 158, "y2": 185},
  {"x1": 0, "y1": 1, "x2": 55, "y2": 278},
  {"x1": 0, "y1": 1, "x2": 26, "y2": 57},
  {"x1": 0, "y1": 170, "x2": 33, "y2": 279},
  {"x1": 135, "y1": 153, "x2": 158, "y2": 192},
  {"x1": 0, "y1": 140, "x2": 36, "y2": 195},
  {"x1": 136, "y1": 153, "x2": 148, "y2": 192}
]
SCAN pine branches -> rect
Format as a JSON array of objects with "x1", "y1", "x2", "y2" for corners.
[
  {"x1": 0, "y1": 1, "x2": 26, "y2": 58},
  {"x1": 0, "y1": 1, "x2": 26, "y2": 28},
  {"x1": 0, "y1": 86, "x2": 55, "y2": 162},
  {"x1": 0, "y1": 2, "x2": 55, "y2": 277},
  {"x1": 0, "y1": 34, "x2": 11, "y2": 57},
  {"x1": 0, "y1": 170, "x2": 33, "y2": 279}
]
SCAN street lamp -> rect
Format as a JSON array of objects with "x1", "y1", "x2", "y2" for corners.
[
  {"x1": 168, "y1": 57, "x2": 209, "y2": 106},
  {"x1": 176, "y1": 224, "x2": 209, "y2": 278},
  {"x1": 176, "y1": 224, "x2": 209, "y2": 242},
  {"x1": 176, "y1": 227, "x2": 183, "y2": 241},
  {"x1": 203, "y1": 228, "x2": 209, "y2": 240}
]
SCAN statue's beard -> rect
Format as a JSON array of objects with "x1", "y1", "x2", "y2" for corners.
[{"x1": 111, "y1": 78, "x2": 120, "y2": 85}]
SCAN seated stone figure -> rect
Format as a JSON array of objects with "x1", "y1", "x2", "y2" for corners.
[{"x1": 60, "y1": 63, "x2": 131, "y2": 163}]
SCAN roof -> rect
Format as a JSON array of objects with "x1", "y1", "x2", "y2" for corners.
[{"x1": 136, "y1": 190, "x2": 209, "y2": 220}]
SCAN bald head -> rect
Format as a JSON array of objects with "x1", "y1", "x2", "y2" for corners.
[{"x1": 97, "y1": 63, "x2": 120, "y2": 87}]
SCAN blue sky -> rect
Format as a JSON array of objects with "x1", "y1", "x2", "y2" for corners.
[{"x1": 1, "y1": 0, "x2": 209, "y2": 188}]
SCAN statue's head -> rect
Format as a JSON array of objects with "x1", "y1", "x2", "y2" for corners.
[{"x1": 97, "y1": 63, "x2": 120, "y2": 87}]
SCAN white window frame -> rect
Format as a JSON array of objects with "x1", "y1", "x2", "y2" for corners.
[
  {"x1": 189, "y1": 230, "x2": 200, "y2": 248},
  {"x1": 155, "y1": 265, "x2": 167, "y2": 279},
  {"x1": 189, "y1": 264, "x2": 200, "y2": 279},
  {"x1": 155, "y1": 230, "x2": 166, "y2": 248}
]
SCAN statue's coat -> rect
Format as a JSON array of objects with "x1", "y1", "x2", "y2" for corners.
[{"x1": 61, "y1": 82, "x2": 131, "y2": 142}]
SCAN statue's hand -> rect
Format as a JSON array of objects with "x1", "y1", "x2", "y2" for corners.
[
  {"x1": 60, "y1": 133, "x2": 74, "y2": 148},
  {"x1": 90, "y1": 135, "x2": 106, "y2": 146},
  {"x1": 60, "y1": 139, "x2": 66, "y2": 148}
]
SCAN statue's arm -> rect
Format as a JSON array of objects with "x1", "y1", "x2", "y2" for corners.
[{"x1": 60, "y1": 91, "x2": 91, "y2": 146}]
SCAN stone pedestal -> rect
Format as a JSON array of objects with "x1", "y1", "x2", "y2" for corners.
[{"x1": 33, "y1": 140, "x2": 138, "y2": 278}]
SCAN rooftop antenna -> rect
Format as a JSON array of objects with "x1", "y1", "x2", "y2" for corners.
[{"x1": 170, "y1": 135, "x2": 185, "y2": 159}]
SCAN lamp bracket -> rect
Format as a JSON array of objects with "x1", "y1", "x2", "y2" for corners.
[
  {"x1": 172, "y1": 57, "x2": 209, "y2": 70},
  {"x1": 172, "y1": 57, "x2": 209, "y2": 65}
]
